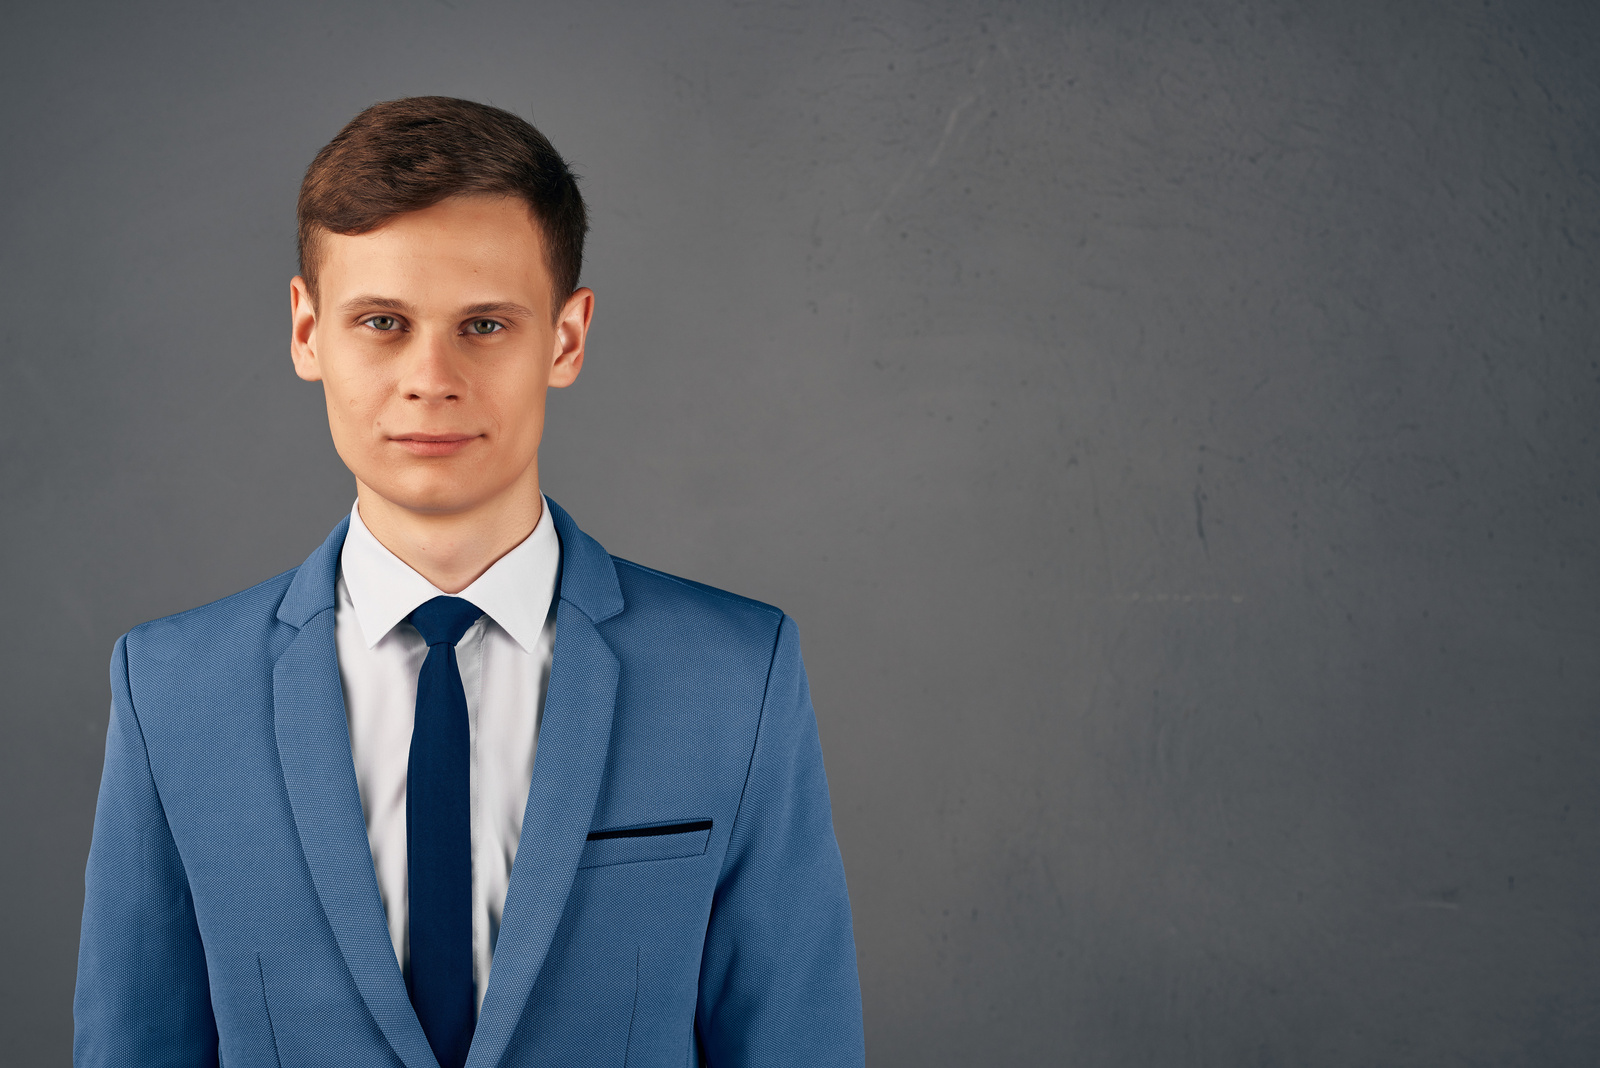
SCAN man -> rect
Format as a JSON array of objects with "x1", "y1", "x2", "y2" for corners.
[{"x1": 74, "y1": 97, "x2": 864, "y2": 1068}]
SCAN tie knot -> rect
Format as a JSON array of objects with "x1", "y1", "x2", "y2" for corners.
[{"x1": 409, "y1": 596, "x2": 484, "y2": 648}]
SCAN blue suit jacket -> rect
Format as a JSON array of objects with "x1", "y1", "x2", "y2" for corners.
[{"x1": 74, "y1": 500, "x2": 864, "y2": 1067}]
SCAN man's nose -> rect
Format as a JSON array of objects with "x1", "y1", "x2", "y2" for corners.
[{"x1": 399, "y1": 328, "x2": 467, "y2": 402}]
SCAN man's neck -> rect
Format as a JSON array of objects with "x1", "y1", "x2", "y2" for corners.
[{"x1": 354, "y1": 479, "x2": 544, "y2": 595}]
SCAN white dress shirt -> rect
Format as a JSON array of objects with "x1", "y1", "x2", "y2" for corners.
[{"x1": 334, "y1": 498, "x2": 559, "y2": 1012}]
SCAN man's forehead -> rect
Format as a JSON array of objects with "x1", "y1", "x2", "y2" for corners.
[{"x1": 316, "y1": 196, "x2": 549, "y2": 306}]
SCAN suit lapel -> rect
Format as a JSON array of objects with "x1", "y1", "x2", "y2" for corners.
[
  {"x1": 274, "y1": 518, "x2": 439, "y2": 1068},
  {"x1": 467, "y1": 499, "x2": 625, "y2": 1068}
]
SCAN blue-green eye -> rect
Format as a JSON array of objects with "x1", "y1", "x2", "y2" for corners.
[
  {"x1": 364, "y1": 315, "x2": 400, "y2": 331},
  {"x1": 469, "y1": 319, "x2": 504, "y2": 335}
]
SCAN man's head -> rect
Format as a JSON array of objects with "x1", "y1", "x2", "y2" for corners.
[{"x1": 289, "y1": 97, "x2": 592, "y2": 531}]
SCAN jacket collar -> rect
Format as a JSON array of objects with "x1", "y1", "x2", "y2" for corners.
[
  {"x1": 276, "y1": 514, "x2": 347, "y2": 628},
  {"x1": 544, "y1": 496, "x2": 624, "y2": 624},
  {"x1": 272, "y1": 511, "x2": 437, "y2": 1068},
  {"x1": 467, "y1": 495, "x2": 624, "y2": 1067}
]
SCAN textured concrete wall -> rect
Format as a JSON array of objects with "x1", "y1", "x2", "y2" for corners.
[{"x1": 3, "y1": 1, "x2": 1597, "y2": 1063}]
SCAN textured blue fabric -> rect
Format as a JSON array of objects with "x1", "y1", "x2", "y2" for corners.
[
  {"x1": 406, "y1": 597, "x2": 482, "y2": 1068},
  {"x1": 74, "y1": 498, "x2": 864, "y2": 1067}
]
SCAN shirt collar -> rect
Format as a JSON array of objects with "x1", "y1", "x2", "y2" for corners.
[{"x1": 339, "y1": 496, "x2": 561, "y2": 654}]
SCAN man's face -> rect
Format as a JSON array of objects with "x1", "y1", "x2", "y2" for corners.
[{"x1": 289, "y1": 194, "x2": 590, "y2": 519}]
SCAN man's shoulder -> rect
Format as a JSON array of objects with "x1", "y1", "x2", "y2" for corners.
[
  {"x1": 610, "y1": 556, "x2": 782, "y2": 620},
  {"x1": 122, "y1": 566, "x2": 300, "y2": 671},
  {"x1": 605, "y1": 556, "x2": 789, "y2": 658}
]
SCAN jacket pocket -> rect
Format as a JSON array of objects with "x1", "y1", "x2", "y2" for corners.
[
  {"x1": 254, "y1": 954, "x2": 285, "y2": 1068},
  {"x1": 257, "y1": 949, "x2": 395, "y2": 1065},
  {"x1": 579, "y1": 820, "x2": 712, "y2": 869}
]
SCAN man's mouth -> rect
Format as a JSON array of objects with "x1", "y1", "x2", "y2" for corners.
[{"x1": 390, "y1": 433, "x2": 479, "y2": 457}]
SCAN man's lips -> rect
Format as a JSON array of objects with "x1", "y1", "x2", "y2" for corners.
[{"x1": 389, "y1": 433, "x2": 480, "y2": 457}]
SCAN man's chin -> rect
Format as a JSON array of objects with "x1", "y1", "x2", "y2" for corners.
[{"x1": 359, "y1": 478, "x2": 495, "y2": 520}]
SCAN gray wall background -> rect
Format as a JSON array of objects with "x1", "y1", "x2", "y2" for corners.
[{"x1": 3, "y1": 0, "x2": 1597, "y2": 1063}]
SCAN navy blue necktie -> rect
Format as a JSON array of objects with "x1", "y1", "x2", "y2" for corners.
[{"x1": 407, "y1": 596, "x2": 482, "y2": 1068}]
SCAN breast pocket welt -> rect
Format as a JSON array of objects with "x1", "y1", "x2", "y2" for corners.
[{"x1": 577, "y1": 819, "x2": 712, "y2": 869}]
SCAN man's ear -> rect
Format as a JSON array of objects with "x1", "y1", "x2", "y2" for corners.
[
  {"x1": 548, "y1": 286, "x2": 594, "y2": 389},
  {"x1": 289, "y1": 276, "x2": 323, "y2": 382}
]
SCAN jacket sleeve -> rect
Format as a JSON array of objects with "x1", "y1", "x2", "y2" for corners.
[
  {"x1": 75, "y1": 634, "x2": 219, "y2": 1067},
  {"x1": 696, "y1": 615, "x2": 866, "y2": 1066}
]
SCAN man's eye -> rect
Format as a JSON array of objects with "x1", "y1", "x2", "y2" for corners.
[
  {"x1": 364, "y1": 315, "x2": 399, "y2": 331},
  {"x1": 469, "y1": 319, "x2": 504, "y2": 335}
]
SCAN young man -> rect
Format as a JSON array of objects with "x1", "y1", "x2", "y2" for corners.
[{"x1": 74, "y1": 97, "x2": 864, "y2": 1068}]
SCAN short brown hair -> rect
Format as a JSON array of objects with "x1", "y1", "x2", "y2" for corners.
[{"x1": 297, "y1": 96, "x2": 587, "y2": 316}]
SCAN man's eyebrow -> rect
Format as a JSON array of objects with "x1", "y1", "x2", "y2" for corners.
[
  {"x1": 339, "y1": 295, "x2": 413, "y2": 315},
  {"x1": 459, "y1": 301, "x2": 537, "y2": 319}
]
